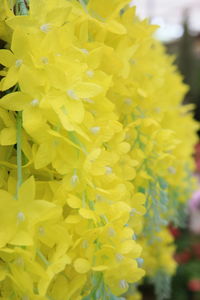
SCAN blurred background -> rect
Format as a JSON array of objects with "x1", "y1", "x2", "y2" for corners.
[
  {"x1": 131, "y1": 1, "x2": 200, "y2": 299},
  {"x1": 131, "y1": 0, "x2": 200, "y2": 123}
]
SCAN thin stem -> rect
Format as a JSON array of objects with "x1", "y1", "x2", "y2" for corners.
[
  {"x1": 15, "y1": 0, "x2": 28, "y2": 199},
  {"x1": 36, "y1": 249, "x2": 50, "y2": 266},
  {"x1": 16, "y1": 0, "x2": 29, "y2": 15},
  {"x1": 79, "y1": 0, "x2": 88, "y2": 13},
  {"x1": 16, "y1": 111, "x2": 23, "y2": 198}
]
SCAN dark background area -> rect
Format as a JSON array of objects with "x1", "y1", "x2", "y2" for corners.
[{"x1": 166, "y1": 21, "x2": 200, "y2": 129}]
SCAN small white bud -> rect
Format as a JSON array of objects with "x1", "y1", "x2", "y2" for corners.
[
  {"x1": 86, "y1": 70, "x2": 94, "y2": 77},
  {"x1": 108, "y1": 227, "x2": 116, "y2": 237},
  {"x1": 90, "y1": 126, "x2": 100, "y2": 134},
  {"x1": 105, "y1": 166, "x2": 113, "y2": 175},
  {"x1": 17, "y1": 211, "x2": 25, "y2": 222},
  {"x1": 67, "y1": 89, "x2": 79, "y2": 100},
  {"x1": 31, "y1": 99, "x2": 39, "y2": 106},
  {"x1": 15, "y1": 59, "x2": 23, "y2": 68},
  {"x1": 80, "y1": 48, "x2": 89, "y2": 54},
  {"x1": 83, "y1": 98, "x2": 94, "y2": 104},
  {"x1": 116, "y1": 253, "x2": 124, "y2": 262},
  {"x1": 71, "y1": 171, "x2": 79, "y2": 185},
  {"x1": 40, "y1": 24, "x2": 51, "y2": 33}
]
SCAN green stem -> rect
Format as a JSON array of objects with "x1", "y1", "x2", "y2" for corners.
[
  {"x1": 79, "y1": 0, "x2": 88, "y2": 13},
  {"x1": 15, "y1": 0, "x2": 28, "y2": 199},
  {"x1": 16, "y1": 111, "x2": 23, "y2": 198},
  {"x1": 16, "y1": 0, "x2": 29, "y2": 15},
  {"x1": 36, "y1": 249, "x2": 50, "y2": 266}
]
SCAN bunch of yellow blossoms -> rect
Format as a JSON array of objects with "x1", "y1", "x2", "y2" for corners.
[{"x1": 0, "y1": 0, "x2": 198, "y2": 299}]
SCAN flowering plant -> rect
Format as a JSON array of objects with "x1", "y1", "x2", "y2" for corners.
[{"x1": 0, "y1": 0, "x2": 198, "y2": 299}]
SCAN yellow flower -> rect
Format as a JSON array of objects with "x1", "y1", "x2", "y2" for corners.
[
  {"x1": 0, "y1": 30, "x2": 32, "y2": 91},
  {"x1": 0, "y1": 0, "x2": 198, "y2": 298},
  {"x1": 0, "y1": 176, "x2": 62, "y2": 247}
]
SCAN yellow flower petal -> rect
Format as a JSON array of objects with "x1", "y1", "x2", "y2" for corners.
[
  {"x1": 65, "y1": 215, "x2": 82, "y2": 224},
  {"x1": 34, "y1": 143, "x2": 54, "y2": 169},
  {"x1": 74, "y1": 258, "x2": 91, "y2": 274},
  {"x1": 92, "y1": 265, "x2": 108, "y2": 271},
  {"x1": 79, "y1": 208, "x2": 96, "y2": 221},
  {"x1": 66, "y1": 195, "x2": 82, "y2": 209},
  {"x1": 0, "y1": 49, "x2": 15, "y2": 67},
  {"x1": 0, "y1": 127, "x2": 16, "y2": 145},
  {"x1": 74, "y1": 82, "x2": 102, "y2": 98},
  {"x1": 19, "y1": 176, "x2": 35, "y2": 203},
  {"x1": 106, "y1": 20, "x2": 127, "y2": 35},
  {"x1": 0, "y1": 91, "x2": 31, "y2": 111},
  {"x1": 10, "y1": 230, "x2": 33, "y2": 246},
  {"x1": 0, "y1": 66, "x2": 18, "y2": 91}
]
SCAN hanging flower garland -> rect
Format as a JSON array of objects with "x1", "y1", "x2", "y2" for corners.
[{"x1": 0, "y1": 0, "x2": 198, "y2": 299}]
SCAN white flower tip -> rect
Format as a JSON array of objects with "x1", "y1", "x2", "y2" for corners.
[
  {"x1": 116, "y1": 253, "x2": 124, "y2": 262},
  {"x1": 15, "y1": 59, "x2": 23, "y2": 68},
  {"x1": 108, "y1": 227, "x2": 116, "y2": 237},
  {"x1": 67, "y1": 89, "x2": 79, "y2": 100},
  {"x1": 86, "y1": 70, "x2": 94, "y2": 78},
  {"x1": 40, "y1": 24, "x2": 51, "y2": 33},
  {"x1": 90, "y1": 126, "x2": 100, "y2": 134},
  {"x1": 71, "y1": 174, "x2": 79, "y2": 185},
  {"x1": 31, "y1": 99, "x2": 39, "y2": 106},
  {"x1": 80, "y1": 48, "x2": 89, "y2": 54},
  {"x1": 83, "y1": 98, "x2": 94, "y2": 104},
  {"x1": 105, "y1": 166, "x2": 113, "y2": 175},
  {"x1": 17, "y1": 211, "x2": 25, "y2": 222}
]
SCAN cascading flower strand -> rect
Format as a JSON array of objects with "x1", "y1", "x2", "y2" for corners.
[{"x1": 0, "y1": 0, "x2": 198, "y2": 299}]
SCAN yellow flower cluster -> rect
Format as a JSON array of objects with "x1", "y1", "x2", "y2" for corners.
[{"x1": 0, "y1": 0, "x2": 198, "y2": 299}]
